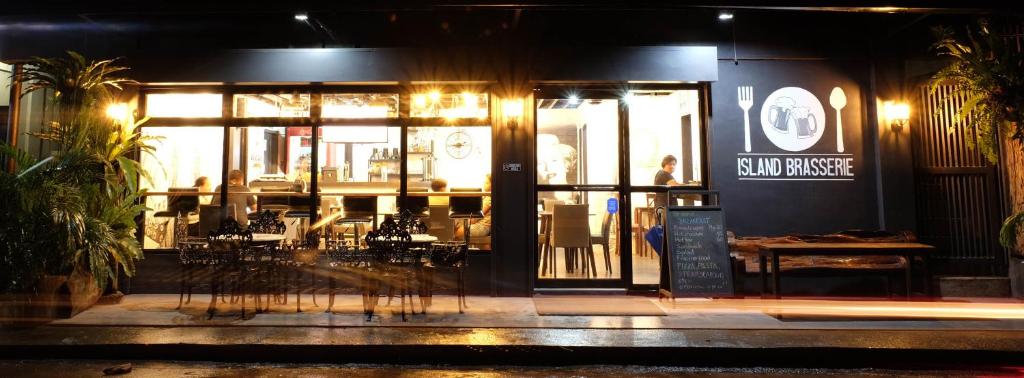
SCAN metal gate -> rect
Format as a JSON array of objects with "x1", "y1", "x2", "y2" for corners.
[{"x1": 913, "y1": 85, "x2": 1007, "y2": 276}]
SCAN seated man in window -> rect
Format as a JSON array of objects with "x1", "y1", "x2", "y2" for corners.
[
  {"x1": 212, "y1": 170, "x2": 257, "y2": 226},
  {"x1": 429, "y1": 178, "x2": 449, "y2": 206}
]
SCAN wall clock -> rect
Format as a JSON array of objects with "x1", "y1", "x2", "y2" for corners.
[{"x1": 445, "y1": 130, "x2": 473, "y2": 159}]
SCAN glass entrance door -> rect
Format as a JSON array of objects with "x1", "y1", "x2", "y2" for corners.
[
  {"x1": 533, "y1": 86, "x2": 707, "y2": 289},
  {"x1": 535, "y1": 94, "x2": 624, "y2": 286}
]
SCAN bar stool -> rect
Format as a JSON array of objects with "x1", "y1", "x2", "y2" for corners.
[
  {"x1": 336, "y1": 196, "x2": 378, "y2": 247},
  {"x1": 449, "y1": 195, "x2": 483, "y2": 252},
  {"x1": 153, "y1": 188, "x2": 201, "y2": 244},
  {"x1": 427, "y1": 205, "x2": 454, "y2": 242},
  {"x1": 198, "y1": 203, "x2": 237, "y2": 238},
  {"x1": 284, "y1": 194, "x2": 318, "y2": 240},
  {"x1": 403, "y1": 189, "x2": 431, "y2": 219}
]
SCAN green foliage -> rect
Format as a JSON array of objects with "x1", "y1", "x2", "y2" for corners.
[
  {"x1": 931, "y1": 19, "x2": 1024, "y2": 165},
  {"x1": 931, "y1": 19, "x2": 1024, "y2": 255},
  {"x1": 2, "y1": 52, "x2": 151, "y2": 292},
  {"x1": 13, "y1": 51, "x2": 135, "y2": 111}
]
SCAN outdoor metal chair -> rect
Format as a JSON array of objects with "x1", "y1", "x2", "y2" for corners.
[
  {"x1": 205, "y1": 218, "x2": 252, "y2": 319},
  {"x1": 174, "y1": 213, "x2": 211, "y2": 310},
  {"x1": 365, "y1": 217, "x2": 414, "y2": 321},
  {"x1": 428, "y1": 241, "x2": 470, "y2": 314}
]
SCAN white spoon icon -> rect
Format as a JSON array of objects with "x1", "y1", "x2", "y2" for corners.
[{"x1": 829, "y1": 87, "x2": 847, "y2": 153}]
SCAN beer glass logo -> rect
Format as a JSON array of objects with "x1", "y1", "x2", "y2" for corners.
[{"x1": 759, "y1": 87, "x2": 826, "y2": 152}]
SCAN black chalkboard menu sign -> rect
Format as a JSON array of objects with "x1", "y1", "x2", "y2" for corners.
[{"x1": 661, "y1": 208, "x2": 734, "y2": 298}]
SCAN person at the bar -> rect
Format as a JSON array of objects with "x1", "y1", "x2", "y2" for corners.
[
  {"x1": 212, "y1": 170, "x2": 257, "y2": 226},
  {"x1": 429, "y1": 178, "x2": 449, "y2": 206},
  {"x1": 456, "y1": 174, "x2": 492, "y2": 237},
  {"x1": 194, "y1": 176, "x2": 212, "y2": 204}
]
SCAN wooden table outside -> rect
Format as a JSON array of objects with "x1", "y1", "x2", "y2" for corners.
[{"x1": 757, "y1": 242, "x2": 936, "y2": 299}]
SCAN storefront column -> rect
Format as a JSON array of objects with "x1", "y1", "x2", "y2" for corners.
[{"x1": 491, "y1": 92, "x2": 536, "y2": 296}]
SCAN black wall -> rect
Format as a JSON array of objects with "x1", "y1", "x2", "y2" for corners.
[{"x1": 710, "y1": 60, "x2": 881, "y2": 236}]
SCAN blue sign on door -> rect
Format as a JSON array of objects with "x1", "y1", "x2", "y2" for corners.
[{"x1": 607, "y1": 198, "x2": 618, "y2": 214}]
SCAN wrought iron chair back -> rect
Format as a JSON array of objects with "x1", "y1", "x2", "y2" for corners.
[
  {"x1": 248, "y1": 210, "x2": 287, "y2": 234},
  {"x1": 396, "y1": 210, "x2": 428, "y2": 235},
  {"x1": 366, "y1": 216, "x2": 413, "y2": 266},
  {"x1": 207, "y1": 218, "x2": 253, "y2": 262}
]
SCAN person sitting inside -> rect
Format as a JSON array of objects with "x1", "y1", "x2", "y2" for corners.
[
  {"x1": 654, "y1": 155, "x2": 682, "y2": 207},
  {"x1": 212, "y1": 169, "x2": 257, "y2": 226},
  {"x1": 194, "y1": 176, "x2": 212, "y2": 204},
  {"x1": 429, "y1": 178, "x2": 449, "y2": 206},
  {"x1": 455, "y1": 174, "x2": 492, "y2": 238}
]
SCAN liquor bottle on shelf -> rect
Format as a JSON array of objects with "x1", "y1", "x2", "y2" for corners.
[
  {"x1": 382, "y1": 148, "x2": 390, "y2": 160},
  {"x1": 392, "y1": 148, "x2": 400, "y2": 160},
  {"x1": 371, "y1": 148, "x2": 380, "y2": 161}
]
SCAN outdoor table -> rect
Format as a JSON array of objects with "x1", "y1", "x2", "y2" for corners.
[
  {"x1": 364, "y1": 233, "x2": 438, "y2": 244},
  {"x1": 251, "y1": 233, "x2": 286, "y2": 246},
  {"x1": 757, "y1": 242, "x2": 935, "y2": 299}
]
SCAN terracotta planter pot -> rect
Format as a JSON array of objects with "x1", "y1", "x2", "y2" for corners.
[
  {"x1": 0, "y1": 275, "x2": 68, "y2": 327},
  {"x1": 1011, "y1": 256, "x2": 1024, "y2": 299},
  {"x1": 65, "y1": 268, "x2": 101, "y2": 318}
]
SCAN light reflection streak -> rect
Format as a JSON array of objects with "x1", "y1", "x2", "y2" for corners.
[{"x1": 670, "y1": 299, "x2": 1024, "y2": 320}]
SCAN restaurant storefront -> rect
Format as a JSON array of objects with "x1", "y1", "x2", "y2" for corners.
[
  {"x1": 107, "y1": 47, "x2": 720, "y2": 295},
  {"x1": 4, "y1": 8, "x2": 1006, "y2": 300}
]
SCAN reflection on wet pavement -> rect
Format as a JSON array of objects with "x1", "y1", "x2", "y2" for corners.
[{"x1": 1, "y1": 360, "x2": 1021, "y2": 377}]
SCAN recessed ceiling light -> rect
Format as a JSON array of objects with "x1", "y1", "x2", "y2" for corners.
[
  {"x1": 294, "y1": 13, "x2": 309, "y2": 21},
  {"x1": 718, "y1": 11, "x2": 734, "y2": 21}
]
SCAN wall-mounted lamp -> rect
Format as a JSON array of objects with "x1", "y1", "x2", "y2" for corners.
[
  {"x1": 105, "y1": 102, "x2": 132, "y2": 125},
  {"x1": 503, "y1": 98, "x2": 524, "y2": 131},
  {"x1": 883, "y1": 101, "x2": 910, "y2": 133},
  {"x1": 718, "y1": 11, "x2": 734, "y2": 21}
]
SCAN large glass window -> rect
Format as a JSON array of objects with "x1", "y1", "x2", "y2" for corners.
[
  {"x1": 322, "y1": 93, "x2": 399, "y2": 118},
  {"x1": 145, "y1": 93, "x2": 222, "y2": 118},
  {"x1": 627, "y1": 90, "x2": 703, "y2": 188},
  {"x1": 318, "y1": 126, "x2": 402, "y2": 224},
  {"x1": 411, "y1": 92, "x2": 488, "y2": 119},
  {"x1": 140, "y1": 126, "x2": 224, "y2": 248},
  {"x1": 537, "y1": 98, "x2": 619, "y2": 186},
  {"x1": 233, "y1": 93, "x2": 310, "y2": 118},
  {"x1": 408, "y1": 125, "x2": 492, "y2": 251},
  {"x1": 408, "y1": 126, "x2": 491, "y2": 189},
  {"x1": 227, "y1": 126, "x2": 312, "y2": 239}
]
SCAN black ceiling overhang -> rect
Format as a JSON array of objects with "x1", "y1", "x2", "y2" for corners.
[
  {"x1": 125, "y1": 46, "x2": 718, "y2": 84},
  {"x1": 0, "y1": 0, "x2": 1013, "y2": 15}
]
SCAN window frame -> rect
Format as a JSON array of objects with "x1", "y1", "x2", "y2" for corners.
[{"x1": 136, "y1": 84, "x2": 495, "y2": 253}]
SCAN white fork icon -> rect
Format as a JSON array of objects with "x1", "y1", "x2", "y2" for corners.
[{"x1": 738, "y1": 86, "x2": 754, "y2": 152}]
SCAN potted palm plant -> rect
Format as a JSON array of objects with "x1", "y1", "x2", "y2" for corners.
[
  {"x1": 931, "y1": 19, "x2": 1024, "y2": 297},
  {"x1": 1, "y1": 52, "x2": 153, "y2": 321}
]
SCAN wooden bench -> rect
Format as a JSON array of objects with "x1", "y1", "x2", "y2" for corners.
[{"x1": 758, "y1": 242, "x2": 935, "y2": 299}]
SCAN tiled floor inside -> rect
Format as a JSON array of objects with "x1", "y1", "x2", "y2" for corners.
[{"x1": 53, "y1": 294, "x2": 1024, "y2": 331}]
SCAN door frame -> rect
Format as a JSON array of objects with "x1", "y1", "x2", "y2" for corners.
[{"x1": 531, "y1": 83, "x2": 711, "y2": 290}]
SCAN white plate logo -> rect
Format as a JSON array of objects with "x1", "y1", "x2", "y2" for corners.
[{"x1": 759, "y1": 87, "x2": 826, "y2": 152}]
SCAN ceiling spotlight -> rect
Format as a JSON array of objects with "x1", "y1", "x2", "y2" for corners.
[
  {"x1": 294, "y1": 13, "x2": 309, "y2": 21},
  {"x1": 718, "y1": 11, "x2": 734, "y2": 21}
]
